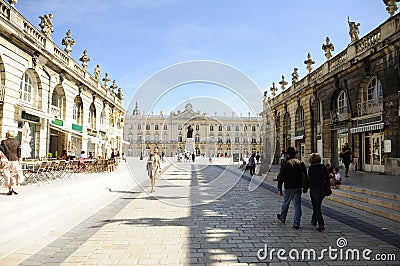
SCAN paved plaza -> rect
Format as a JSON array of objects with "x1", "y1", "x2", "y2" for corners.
[{"x1": 0, "y1": 158, "x2": 399, "y2": 265}]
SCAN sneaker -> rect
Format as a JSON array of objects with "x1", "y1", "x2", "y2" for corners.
[
  {"x1": 277, "y1": 214, "x2": 285, "y2": 223},
  {"x1": 293, "y1": 225, "x2": 300, "y2": 230},
  {"x1": 6, "y1": 191, "x2": 12, "y2": 195},
  {"x1": 345, "y1": 175, "x2": 349, "y2": 177}
]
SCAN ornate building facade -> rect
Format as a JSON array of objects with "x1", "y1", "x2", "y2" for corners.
[
  {"x1": 262, "y1": 2, "x2": 400, "y2": 175},
  {"x1": 0, "y1": 0, "x2": 125, "y2": 159},
  {"x1": 123, "y1": 102, "x2": 263, "y2": 158}
]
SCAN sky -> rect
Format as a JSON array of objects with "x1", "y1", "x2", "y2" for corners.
[{"x1": 15, "y1": 0, "x2": 389, "y2": 116}]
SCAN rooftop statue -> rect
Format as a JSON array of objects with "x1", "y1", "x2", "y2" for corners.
[
  {"x1": 39, "y1": 14, "x2": 54, "y2": 38},
  {"x1": 348, "y1": 16, "x2": 360, "y2": 42},
  {"x1": 61, "y1": 30, "x2": 75, "y2": 55},
  {"x1": 94, "y1": 64, "x2": 101, "y2": 80}
]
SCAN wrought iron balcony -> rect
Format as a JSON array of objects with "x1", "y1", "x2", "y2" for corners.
[
  {"x1": 329, "y1": 106, "x2": 350, "y2": 124},
  {"x1": 357, "y1": 97, "x2": 383, "y2": 116}
]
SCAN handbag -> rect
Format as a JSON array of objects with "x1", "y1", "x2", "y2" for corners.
[
  {"x1": 0, "y1": 150, "x2": 10, "y2": 169},
  {"x1": 325, "y1": 183, "x2": 332, "y2": 196}
]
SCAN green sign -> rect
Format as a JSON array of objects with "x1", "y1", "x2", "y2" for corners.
[
  {"x1": 72, "y1": 123, "x2": 83, "y2": 132},
  {"x1": 21, "y1": 111, "x2": 40, "y2": 123},
  {"x1": 51, "y1": 119, "x2": 64, "y2": 126}
]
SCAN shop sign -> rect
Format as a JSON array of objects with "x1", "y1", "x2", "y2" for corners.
[
  {"x1": 21, "y1": 111, "x2": 40, "y2": 123},
  {"x1": 87, "y1": 128, "x2": 97, "y2": 137},
  {"x1": 51, "y1": 119, "x2": 64, "y2": 127},
  {"x1": 384, "y1": 140, "x2": 391, "y2": 153},
  {"x1": 72, "y1": 123, "x2": 83, "y2": 132}
]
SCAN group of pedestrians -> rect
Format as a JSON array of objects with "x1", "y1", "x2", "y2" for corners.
[{"x1": 277, "y1": 147, "x2": 330, "y2": 232}]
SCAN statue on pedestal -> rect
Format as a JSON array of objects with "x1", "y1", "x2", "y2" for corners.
[{"x1": 187, "y1": 125, "x2": 193, "y2": 138}]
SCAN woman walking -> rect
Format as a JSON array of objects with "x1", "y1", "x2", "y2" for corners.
[
  {"x1": 146, "y1": 153, "x2": 156, "y2": 193},
  {"x1": 308, "y1": 153, "x2": 330, "y2": 232}
]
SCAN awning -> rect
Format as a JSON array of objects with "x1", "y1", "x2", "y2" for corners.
[
  {"x1": 18, "y1": 104, "x2": 54, "y2": 120},
  {"x1": 292, "y1": 135, "x2": 304, "y2": 141},
  {"x1": 350, "y1": 122, "x2": 384, "y2": 133}
]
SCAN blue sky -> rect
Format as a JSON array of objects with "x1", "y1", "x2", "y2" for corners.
[{"x1": 16, "y1": 0, "x2": 389, "y2": 115}]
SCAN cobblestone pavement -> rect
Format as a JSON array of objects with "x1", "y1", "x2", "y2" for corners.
[{"x1": 0, "y1": 158, "x2": 399, "y2": 265}]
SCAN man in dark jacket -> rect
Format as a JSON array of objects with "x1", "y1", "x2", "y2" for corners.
[
  {"x1": 1, "y1": 130, "x2": 21, "y2": 195},
  {"x1": 277, "y1": 147, "x2": 304, "y2": 229}
]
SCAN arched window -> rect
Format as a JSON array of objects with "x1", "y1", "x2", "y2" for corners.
[
  {"x1": 89, "y1": 103, "x2": 96, "y2": 129},
  {"x1": 337, "y1": 91, "x2": 347, "y2": 113},
  {"x1": 296, "y1": 106, "x2": 305, "y2": 129},
  {"x1": 51, "y1": 86, "x2": 66, "y2": 119},
  {"x1": 72, "y1": 96, "x2": 83, "y2": 125},
  {"x1": 252, "y1": 125, "x2": 256, "y2": 131},
  {"x1": 137, "y1": 123, "x2": 142, "y2": 130},
  {"x1": 195, "y1": 124, "x2": 200, "y2": 131},
  {"x1": 195, "y1": 134, "x2": 200, "y2": 143},
  {"x1": 316, "y1": 101, "x2": 322, "y2": 123},
  {"x1": 155, "y1": 124, "x2": 159, "y2": 130},
  {"x1": 252, "y1": 135, "x2": 257, "y2": 144},
  {"x1": 163, "y1": 133, "x2": 168, "y2": 143},
  {"x1": 210, "y1": 125, "x2": 214, "y2": 131},
  {"x1": 20, "y1": 72, "x2": 38, "y2": 107},
  {"x1": 100, "y1": 110, "x2": 106, "y2": 131},
  {"x1": 367, "y1": 77, "x2": 383, "y2": 101},
  {"x1": 178, "y1": 134, "x2": 182, "y2": 142},
  {"x1": 146, "y1": 124, "x2": 150, "y2": 130}
]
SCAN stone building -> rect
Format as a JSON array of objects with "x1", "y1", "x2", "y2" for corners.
[
  {"x1": 0, "y1": 0, "x2": 125, "y2": 159},
  {"x1": 262, "y1": 2, "x2": 400, "y2": 175},
  {"x1": 123, "y1": 102, "x2": 263, "y2": 159}
]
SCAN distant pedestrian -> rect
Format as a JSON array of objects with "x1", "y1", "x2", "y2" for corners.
[
  {"x1": 146, "y1": 153, "x2": 155, "y2": 193},
  {"x1": 340, "y1": 143, "x2": 352, "y2": 177},
  {"x1": 192, "y1": 152, "x2": 195, "y2": 162},
  {"x1": 308, "y1": 153, "x2": 330, "y2": 232},
  {"x1": 255, "y1": 152, "x2": 260, "y2": 164},
  {"x1": 1, "y1": 130, "x2": 21, "y2": 195},
  {"x1": 277, "y1": 147, "x2": 305, "y2": 229},
  {"x1": 248, "y1": 153, "x2": 256, "y2": 176}
]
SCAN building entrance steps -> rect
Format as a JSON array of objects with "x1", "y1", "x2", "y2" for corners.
[
  {"x1": 328, "y1": 189, "x2": 400, "y2": 221},
  {"x1": 264, "y1": 164, "x2": 400, "y2": 222}
]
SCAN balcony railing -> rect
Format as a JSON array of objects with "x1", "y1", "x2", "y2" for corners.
[
  {"x1": 329, "y1": 106, "x2": 350, "y2": 124},
  {"x1": 50, "y1": 105, "x2": 60, "y2": 117},
  {"x1": 357, "y1": 97, "x2": 383, "y2": 116}
]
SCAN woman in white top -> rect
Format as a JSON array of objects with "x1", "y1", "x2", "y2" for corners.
[{"x1": 146, "y1": 153, "x2": 156, "y2": 193}]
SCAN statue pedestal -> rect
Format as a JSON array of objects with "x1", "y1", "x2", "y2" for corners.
[{"x1": 185, "y1": 138, "x2": 195, "y2": 153}]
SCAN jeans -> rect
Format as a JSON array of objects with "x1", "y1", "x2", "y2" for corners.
[
  {"x1": 280, "y1": 188, "x2": 302, "y2": 226},
  {"x1": 310, "y1": 191, "x2": 325, "y2": 226}
]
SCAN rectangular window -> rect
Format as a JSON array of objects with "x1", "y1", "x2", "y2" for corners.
[
  {"x1": 163, "y1": 124, "x2": 168, "y2": 130},
  {"x1": 235, "y1": 126, "x2": 239, "y2": 131},
  {"x1": 227, "y1": 126, "x2": 231, "y2": 131}
]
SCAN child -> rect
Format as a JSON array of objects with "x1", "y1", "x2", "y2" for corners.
[{"x1": 331, "y1": 167, "x2": 342, "y2": 188}]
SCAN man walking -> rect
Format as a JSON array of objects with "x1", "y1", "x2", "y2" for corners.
[
  {"x1": 1, "y1": 130, "x2": 21, "y2": 195},
  {"x1": 277, "y1": 147, "x2": 304, "y2": 229}
]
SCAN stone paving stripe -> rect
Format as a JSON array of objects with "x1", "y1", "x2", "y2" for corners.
[
  {"x1": 222, "y1": 166, "x2": 400, "y2": 249},
  {"x1": 19, "y1": 187, "x2": 144, "y2": 265}
]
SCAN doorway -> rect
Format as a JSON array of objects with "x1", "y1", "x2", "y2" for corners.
[{"x1": 364, "y1": 132, "x2": 384, "y2": 172}]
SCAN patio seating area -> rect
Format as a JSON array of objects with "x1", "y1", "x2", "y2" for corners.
[{"x1": 0, "y1": 158, "x2": 120, "y2": 187}]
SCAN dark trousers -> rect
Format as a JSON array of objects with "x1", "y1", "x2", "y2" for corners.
[
  {"x1": 249, "y1": 165, "x2": 255, "y2": 176},
  {"x1": 310, "y1": 191, "x2": 325, "y2": 226}
]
